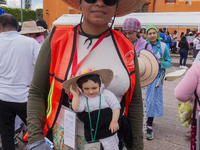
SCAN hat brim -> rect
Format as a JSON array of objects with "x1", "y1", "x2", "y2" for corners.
[
  {"x1": 20, "y1": 29, "x2": 47, "y2": 35},
  {"x1": 139, "y1": 50, "x2": 159, "y2": 87},
  {"x1": 164, "y1": 69, "x2": 187, "y2": 81},
  {"x1": 61, "y1": 0, "x2": 146, "y2": 17},
  {"x1": 62, "y1": 69, "x2": 113, "y2": 92}
]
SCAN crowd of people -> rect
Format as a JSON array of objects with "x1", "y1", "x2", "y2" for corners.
[{"x1": 0, "y1": 0, "x2": 200, "y2": 150}]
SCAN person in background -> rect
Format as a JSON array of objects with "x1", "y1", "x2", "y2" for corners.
[
  {"x1": 36, "y1": 19, "x2": 49, "y2": 38},
  {"x1": 0, "y1": 13, "x2": 40, "y2": 150},
  {"x1": 145, "y1": 25, "x2": 172, "y2": 140},
  {"x1": 178, "y1": 36, "x2": 189, "y2": 69},
  {"x1": 122, "y1": 18, "x2": 152, "y2": 56},
  {"x1": 24, "y1": 0, "x2": 146, "y2": 150},
  {"x1": 174, "y1": 61, "x2": 200, "y2": 150},
  {"x1": 165, "y1": 31, "x2": 171, "y2": 52},
  {"x1": 192, "y1": 32, "x2": 200, "y2": 63},
  {"x1": 158, "y1": 28, "x2": 165, "y2": 42},
  {"x1": 172, "y1": 30, "x2": 178, "y2": 53},
  {"x1": 140, "y1": 25, "x2": 148, "y2": 40},
  {"x1": 180, "y1": 32, "x2": 184, "y2": 39},
  {"x1": 20, "y1": 21, "x2": 46, "y2": 45}
]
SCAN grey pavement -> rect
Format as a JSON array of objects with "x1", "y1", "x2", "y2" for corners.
[
  {"x1": 2, "y1": 53, "x2": 192, "y2": 150},
  {"x1": 144, "y1": 53, "x2": 192, "y2": 150}
]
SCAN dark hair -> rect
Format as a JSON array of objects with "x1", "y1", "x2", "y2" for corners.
[
  {"x1": 159, "y1": 28, "x2": 163, "y2": 32},
  {"x1": 0, "y1": 14, "x2": 18, "y2": 30},
  {"x1": 181, "y1": 32, "x2": 184, "y2": 35},
  {"x1": 77, "y1": 74, "x2": 101, "y2": 90},
  {"x1": 36, "y1": 19, "x2": 48, "y2": 29},
  {"x1": 179, "y1": 36, "x2": 187, "y2": 44},
  {"x1": 174, "y1": 30, "x2": 177, "y2": 33},
  {"x1": 166, "y1": 31, "x2": 169, "y2": 35},
  {"x1": 17, "y1": 25, "x2": 22, "y2": 32},
  {"x1": 140, "y1": 28, "x2": 146, "y2": 34},
  {"x1": 35, "y1": 33, "x2": 41, "y2": 37}
]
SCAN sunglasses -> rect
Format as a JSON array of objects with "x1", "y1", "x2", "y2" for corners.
[{"x1": 84, "y1": 0, "x2": 118, "y2": 6}]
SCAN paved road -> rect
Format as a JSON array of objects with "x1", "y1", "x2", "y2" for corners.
[
  {"x1": 144, "y1": 65, "x2": 191, "y2": 150},
  {"x1": 10, "y1": 54, "x2": 192, "y2": 150}
]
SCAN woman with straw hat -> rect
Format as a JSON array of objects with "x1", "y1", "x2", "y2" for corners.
[
  {"x1": 20, "y1": 21, "x2": 47, "y2": 45},
  {"x1": 145, "y1": 25, "x2": 172, "y2": 140},
  {"x1": 24, "y1": 0, "x2": 146, "y2": 150}
]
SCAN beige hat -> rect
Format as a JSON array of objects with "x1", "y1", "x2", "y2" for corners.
[
  {"x1": 164, "y1": 69, "x2": 187, "y2": 81},
  {"x1": 61, "y1": 0, "x2": 146, "y2": 17},
  {"x1": 20, "y1": 21, "x2": 46, "y2": 35},
  {"x1": 62, "y1": 67, "x2": 113, "y2": 92},
  {"x1": 138, "y1": 50, "x2": 159, "y2": 87}
]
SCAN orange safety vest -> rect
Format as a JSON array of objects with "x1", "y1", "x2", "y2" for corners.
[{"x1": 24, "y1": 25, "x2": 136, "y2": 141}]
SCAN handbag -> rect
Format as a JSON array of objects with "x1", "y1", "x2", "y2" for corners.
[{"x1": 178, "y1": 101, "x2": 193, "y2": 127}]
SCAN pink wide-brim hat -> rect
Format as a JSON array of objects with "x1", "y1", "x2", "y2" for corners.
[{"x1": 61, "y1": 0, "x2": 146, "y2": 17}]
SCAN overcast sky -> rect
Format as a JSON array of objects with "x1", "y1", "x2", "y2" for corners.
[{"x1": 1, "y1": 0, "x2": 43, "y2": 10}]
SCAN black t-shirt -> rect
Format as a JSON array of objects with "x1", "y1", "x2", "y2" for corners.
[{"x1": 178, "y1": 41, "x2": 189, "y2": 51}]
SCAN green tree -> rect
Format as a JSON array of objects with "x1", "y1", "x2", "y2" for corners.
[
  {"x1": 0, "y1": 0, "x2": 6, "y2": 5},
  {"x1": 36, "y1": 8, "x2": 43, "y2": 20},
  {"x1": 0, "y1": 6, "x2": 37, "y2": 22},
  {"x1": 25, "y1": 0, "x2": 31, "y2": 9}
]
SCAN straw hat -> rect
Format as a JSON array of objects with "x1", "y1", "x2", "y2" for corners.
[
  {"x1": 138, "y1": 50, "x2": 159, "y2": 87},
  {"x1": 62, "y1": 68, "x2": 113, "y2": 92},
  {"x1": 61, "y1": 0, "x2": 146, "y2": 17},
  {"x1": 164, "y1": 69, "x2": 187, "y2": 81},
  {"x1": 20, "y1": 21, "x2": 47, "y2": 35}
]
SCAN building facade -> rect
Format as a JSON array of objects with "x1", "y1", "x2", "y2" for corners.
[
  {"x1": 147, "y1": 0, "x2": 200, "y2": 12},
  {"x1": 43, "y1": 0, "x2": 200, "y2": 35},
  {"x1": 43, "y1": 0, "x2": 80, "y2": 29}
]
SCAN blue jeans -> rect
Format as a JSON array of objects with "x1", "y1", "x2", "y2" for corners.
[{"x1": 179, "y1": 49, "x2": 188, "y2": 66}]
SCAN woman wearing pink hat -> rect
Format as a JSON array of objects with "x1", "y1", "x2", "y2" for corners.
[{"x1": 24, "y1": 0, "x2": 146, "y2": 150}]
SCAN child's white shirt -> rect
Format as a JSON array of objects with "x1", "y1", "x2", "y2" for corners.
[{"x1": 76, "y1": 89, "x2": 121, "y2": 113}]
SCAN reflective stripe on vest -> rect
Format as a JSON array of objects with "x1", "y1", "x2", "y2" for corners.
[{"x1": 46, "y1": 77, "x2": 55, "y2": 119}]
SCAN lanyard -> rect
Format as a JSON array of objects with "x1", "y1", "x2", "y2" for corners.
[
  {"x1": 68, "y1": 26, "x2": 109, "y2": 99},
  {"x1": 86, "y1": 95, "x2": 101, "y2": 142}
]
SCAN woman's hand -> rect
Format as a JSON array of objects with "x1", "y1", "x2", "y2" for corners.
[
  {"x1": 158, "y1": 61, "x2": 161, "y2": 65},
  {"x1": 70, "y1": 85, "x2": 79, "y2": 97},
  {"x1": 109, "y1": 120, "x2": 119, "y2": 134}
]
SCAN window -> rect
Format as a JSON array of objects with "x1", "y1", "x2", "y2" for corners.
[{"x1": 165, "y1": 0, "x2": 176, "y2": 3}]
